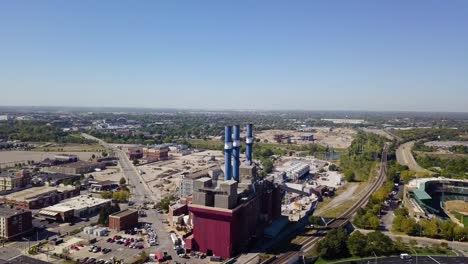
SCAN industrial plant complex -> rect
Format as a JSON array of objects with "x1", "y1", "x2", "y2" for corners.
[{"x1": 185, "y1": 124, "x2": 283, "y2": 258}]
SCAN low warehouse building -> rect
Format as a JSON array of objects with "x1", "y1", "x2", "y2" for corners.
[
  {"x1": 109, "y1": 209, "x2": 138, "y2": 231},
  {"x1": 2, "y1": 185, "x2": 79, "y2": 209},
  {"x1": 45, "y1": 161, "x2": 99, "y2": 175},
  {"x1": 38, "y1": 194, "x2": 111, "y2": 221}
]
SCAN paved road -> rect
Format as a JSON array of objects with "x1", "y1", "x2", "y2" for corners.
[
  {"x1": 396, "y1": 141, "x2": 433, "y2": 174},
  {"x1": 335, "y1": 256, "x2": 468, "y2": 264},
  {"x1": 81, "y1": 133, "x2": 155, "y2": 204}
]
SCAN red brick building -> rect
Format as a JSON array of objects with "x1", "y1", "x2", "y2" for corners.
[
  {"x1": 143, "y1": 145, "x2": 169, "y2": 161},
  {"x1": 127, "y1": 147, "x2": 143, "y2": 160},
  {"x1": 0, "y1": 206, "x2": 33, "y2": 241},
  {"x1": 109, "y1": 209, "x2": 138, "y2": 231},
  {"x1": 186, "y1": 179, "x2": 282, "y2": 259}
]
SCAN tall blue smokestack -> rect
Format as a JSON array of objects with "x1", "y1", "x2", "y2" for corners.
[
  {"x1": 224, "y1": 126, "x2": 233, "y2": 180},
  {"x1": 232, "y1": 125, "x2": 241, "y2": 181},
  {"x1": 246, "y1": 124, "x2": 254, "y2": 165}
]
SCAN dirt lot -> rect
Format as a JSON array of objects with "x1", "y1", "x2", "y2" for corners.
[
  {"x1": 0, "y1": 151, "x2": 102, "y2": 167},
  {"x1": 445, "y1": 200, "x2": 468, "y2": 215},
  {"x1": 137, "y1": 150, "x2": 224, "y2": 198},
  {"x1": 86, "y1": 167, "x2": 125, "y2": 182},
  {"x1": 34, "y1": 143, "x2": 106, "y2": 152},
  {"x1": 255, "y1": 127, "x2": 356, "y2": 149}
]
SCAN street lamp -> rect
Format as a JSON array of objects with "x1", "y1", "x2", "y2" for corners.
[{"x1": 411, "y1": 248, "x2": 418, "y2": 264}]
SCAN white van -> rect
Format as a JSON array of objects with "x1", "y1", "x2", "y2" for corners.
[{"x1": 400, "y1": 253, "x2": 412, "y2": 260}]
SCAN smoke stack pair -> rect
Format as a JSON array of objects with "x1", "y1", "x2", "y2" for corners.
[{"x1": 224, "y1": 124, "x2": 254, "y2": 181}]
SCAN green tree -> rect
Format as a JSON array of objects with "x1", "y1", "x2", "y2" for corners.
[
  {"x1": 119, "y1": 177, "x2": 127, "y2": 185},
  {"x1": 328, "y1": 164, "x2": 338, "y2": 171},
  {"x1": 421, "y1": 218, "x2": 439, "y2": 238},
  {"x1": 365, "y1": 231, "x2": 395, "y2": 256},
  {"x1": 440, "y1": 221, "x2": 455, "y2": 241},
  {"x1": 308, "y1": 215, "x2": 322, "y2": 226},
  {"x1": 100, "y1": 191, "x2": 113, "y2": 199},
  {"x1": 347, "y1": 231, "x2": 367, "y2": 257},
  {"x1": 98, "y1": 205, "x2": 110, "y2": 225},
  {"x1": 112, "y1": 191, "x2": 130, "y2": 202},
  {"x1": 401, "y1": 217, "x2": 418, "y2": 235},
  {"x1": 394, "y1": 207, "x2": 409, "y2": 217},
  {"x1": 454, "y1": 226, "x2": 466, "y2": 241},
  {"x1": 344, "y1": 170, "x2": 355, "y2": 182},
  {"x1": 261, "y1": 158, "x2": 274, "y2": 174},
  {"x1": 317, "y1": 228, "x2": 349, "y2": 259},
  {"x1": 368, "y1": 215, "x2": 380, "y2": 230}
]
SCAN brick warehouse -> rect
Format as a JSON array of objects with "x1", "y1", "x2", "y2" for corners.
[
  {"x1": 0, "y1": 206, "x2": 33, "y2": 240},
  {"x1": 109, "y1": 209, "x2": 138, "y2": 231}
]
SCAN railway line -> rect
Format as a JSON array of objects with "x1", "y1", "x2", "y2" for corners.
[{"x1": 271, "y1": 144, "x2": 389, "y2": 264}]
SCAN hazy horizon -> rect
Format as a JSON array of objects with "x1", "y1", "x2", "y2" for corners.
[{"x1": 1, "y1": 1, "x2": 468, "y2": 112}]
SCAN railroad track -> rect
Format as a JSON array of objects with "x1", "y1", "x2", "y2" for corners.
[{"x1": 271, "y1": 145, "x2": 389, "y2": 264}]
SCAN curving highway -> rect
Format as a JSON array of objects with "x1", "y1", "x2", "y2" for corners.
[{"x1": 396, "y1": 141, "x2": 433, "y2": 174}]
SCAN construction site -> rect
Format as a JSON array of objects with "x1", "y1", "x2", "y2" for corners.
[{"x1": 255, "y1": 127, "x2": 356, "y2": 149}]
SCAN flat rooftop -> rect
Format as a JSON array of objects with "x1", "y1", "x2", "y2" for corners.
[
  {"x1": 109, "y1": 209, "x2": 137, "y2": 218},
  {"x1": 407, "y1": 177, "x2": 468, "y2": 188},
  {"x1": 53, "y1": 161, "x2": 96, "y2": 168},
  {"x1": 0, "y1": 206, "x2": 30, "y2": 218},
  {"x1": 2, "y1": 186, "x2": 75, "y2": 201},
  {"x1": 37, "y1": 173, "x2": 79, "y2": 181},
  {"x1": 43, "y1": 195, "x2": 110, "y2": 212}
]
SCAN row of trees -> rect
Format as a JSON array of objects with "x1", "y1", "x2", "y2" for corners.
[
  {"x1": 353, "y1": 161, "x2": 406, "y2": 230},
  {"x1": 100, "y1": 191, "x2": 131, "y2": 202},
  {"x1": 394, "y1": 128, "x2": 465, "y2": 143},
  {"x1": 392, "y1": 208, "x2": 468, "y2": 241},
  {"x1": 316, "y1": 228, "x2": 396, "y2": 260},
  {"x1": 340, "y1": 131, "x2": 387, "y2": 181},
  {"x1": 416, "y1": 154, "x2": 468, "y2": 178},
  {"x1": 450, "y1": 145, "x2": 468, "y2": 154},
  {"x1": 0, "y1": 121, "x2": 95, "y2": 144}
]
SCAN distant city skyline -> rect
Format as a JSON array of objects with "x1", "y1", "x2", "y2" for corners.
[{"x1": 1, "y1": 1, "x2": 467, "y2": 112}]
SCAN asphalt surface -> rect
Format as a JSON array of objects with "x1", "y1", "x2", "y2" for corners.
[
  {"x1": 396, "y1": 141, "x2": 432, "y2": 174},
  {"x1": 335, "y1": 256, "x2": 468, "y2": 264}
]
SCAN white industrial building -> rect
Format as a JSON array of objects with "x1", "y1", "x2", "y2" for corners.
[
  {"x1": 84, "y1": 226, "x2": 108, "y2": 237},
  {"x1": 42, "y1": 194, "x2": 111, "y2": 218},
  {"x1": 285, "y1": 163, "x2": 310, "y2": 181}
]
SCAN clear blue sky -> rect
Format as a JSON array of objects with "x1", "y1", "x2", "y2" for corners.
[{"x1": 1, "y1": 1, "x2": 467, "y2": 112}]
